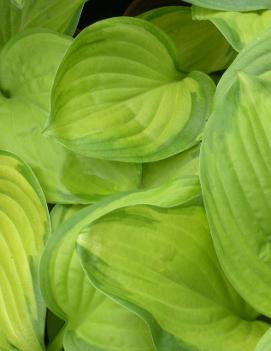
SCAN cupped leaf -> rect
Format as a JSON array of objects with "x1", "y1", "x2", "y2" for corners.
[
  {"x1": 0, "y1": 0, "x2": 86, "y2": 48},
  {"x1": 139, "y1": 6, "x2": 235, "y2": 72},
  {"x1": 0, "y1": 150, "x2": 50, "y2": 350},
  {"x1": 141, "y1": 143, "x2": 200, "y2": 189},
  {"x1": 77, "y1": 181, "x2": 267, "y2": 351},
  {"x1": 41, "y1": 177, "x2": 201, "y2": 351},
  {"x1": 193, "y1": 7, "x2": 271, "y2": 51},
  {"x1": 183, "y1": 0, "x2": 271, "y2": 11},
  {"x1": 0, "y1": 30, "x2": 141, "y2": 204},
  {"x1": 46, "y1": 17, "x2": 215, "y2": 163},
  {"x1": 41, "y1": 204, "x2": 155, "y2": 351},
  {"x1": 200, "y1": 30, "x2": 271, "y2": 316}
]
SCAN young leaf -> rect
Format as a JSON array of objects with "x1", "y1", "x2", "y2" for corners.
[
  {"x1": 77, "y1": 181, "x2": 267, "y2": 351},
  {"x1": 0, "y1": 30, "x2": 141, "y2": 204},
  {"x1": 139, "y1": 6, "x2": 235, "y2": 72},
  {"x1": 0, "y1": 150, "x2": 50, "y2": 351},
  {"x1": 200, "y1": 29, "x2": 271, "y2": 316},
  {"x1": 41, "y1": 204, "x2": 155, "y2": 351},
  {"x1": 0, "y1": 0, "x2": 86, "y2": 48},
  {"x1": 193, "y1": 7, "x2": 271, "y2": 51},
  {"x1": 183, "y1": 0, "x2": 271, "y2": 11},
  {"x1": 46, "y1": 17, "x2": 215, "y2": 163}
]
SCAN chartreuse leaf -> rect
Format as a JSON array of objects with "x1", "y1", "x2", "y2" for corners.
[
  {"x1": 193, "y1": 7, "x2": 271, "y2": 51},
  {"x1": 0, "y1": 30, "x2": 141, "y2": 204},
  {"x1": 77, "y1": 178, "x2": 268, "y2": 351},
  {"x1": 256, "y1": 328, "x2": 271, "y2": 351},
  {"x1": 41, "y1": 177, "x2": 201, "y2": 351},
  {"x1": 41, "y1": 204, "x2": 155, "y2": 351},
  {"x1": 0, "y1": 0, "x2": 85, "y2": 48},
  {"x1": 46, "y1": 17, "x2": 215, "y2": 163},
  {"x1": 139, "y1": 6, "x2": 235, "y2": 72},
  {"x1": 200, "y1": 29, "x2": 271, "y2": 316},
  {"x1": 183, "y1": 0, "x2": 271, "y2": 11},
  {"x1": 142, "y1": 143, "x2": 200, "y2": 189},
  {"x1": 0, "y1": 150, "x2": 49, "y2": 351}
]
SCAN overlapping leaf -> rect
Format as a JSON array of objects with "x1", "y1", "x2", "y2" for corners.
[
  {"x1": 0, "y1": 30, "x2": 141, "y2": 204},
  {"x1": 200, "y1": 29, "x2": 271, "y2": 316},
  {"x1": 46, "y1": 17, "x2": 215, "y2": 162},
  {"x1": 0, "y1": 0, "x2": 85, "y2": 49},
  {"x1": 141, "y1": 143, "x2": 200, "y2": 188},
  {"x1": 76, "y1": 177, "x2": 267, "y2": 351},
  {"x1": 124, "y1": 0, "x2": 185, "y2": 16},
  {"x1": 183, "y1": 0, "x2": 271, "y2": 11},
  {"x1": 139, "y1": 6, "x2": 235, "y2": 72},
  {"x1": 256, "y1": 328, "x2": 271, "y2": 351},
  {"x1": 0, "y1": 150, "x2": 49, "y2": 351},
  {"x1": 193, "y1": 7, "x2": 271, "y2": 51},
  {"x1": 41, "y1": 204, "x2": 155, "y2": 351}
]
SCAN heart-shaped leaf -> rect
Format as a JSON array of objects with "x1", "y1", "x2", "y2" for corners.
[
  {"x1": 0, "y1": 30, "x2": 141, "y2": 204},
  {"x1": 183, "y1": 0, "x2": 271, "y2": 11},
  {"x1": 77, "y1": 178, "x2": 267, "y2": 351},
  {"x1": 193, "y1": 6, "x2": 271, "y2": 51},
  {"x1": 41, "y1": 204, "x2": 155, "y2": 351},
  {"x1": 0, "y1": 150, "x2": 50, "y2": 350},
  {"x1": 139, "y1": 6, "x2": 235, "y2": 72},
  {"x1": 200, "y1": 29, "x2": 271, "y2": 316},
  {"x1": 46, "y1": 17, "x2": 215, "y2": 163}
]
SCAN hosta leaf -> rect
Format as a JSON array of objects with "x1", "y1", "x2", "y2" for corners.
[
  {"x1": 183, "y1": 0, "x2": 271, "y2": 11},
  {"x1": 0, "y1": 150, "x2": 49, "y2": 351},
  {"x1": 77, "y1": 181, "x2": 267, "y2": 351},
  {"x1": 41, "y1": 177, "x2": 201, "y2": 351},
  {"x1": 256, "y1": 328, "x2": 271, "y2": 351},
  {"x1": 139, "y1": 6, "x2": 235, "y2": 72},
  {"x1": 41, "y1": 204, "x2": 155, "y2": 351},
  {"x1": 0, "y1": 0, "x2": 86, "y2": 48},
  {"x1": 200, "y1": 29, "x2": 271, "y2": 316},
  {"x1": 141, "y1": 143, "x2": 200, "y2": 189},
  {"x1": 0, "y1": 30, "x2": 141, "y2": 204},
  {"x1": 124, "y1": 0, "x2": 185, "y2": 16},
  {"x1": 193, "y1": 7, "x2": 271, "y2": 51},
  {"x1": 46, "y1": 17, "x2": 215, "y2": 163}
]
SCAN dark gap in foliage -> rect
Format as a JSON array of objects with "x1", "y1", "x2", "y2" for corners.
[
  {"x1": 78, "y1": 0, "x2": 133, "y2": 29},
  {"x1": 257, "y1": 315, "x2": 271, "y2": 324}
]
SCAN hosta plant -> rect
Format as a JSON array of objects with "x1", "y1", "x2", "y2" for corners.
[{"x1": 1, "y1": 1, "x2": 271, "y2": 351}]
